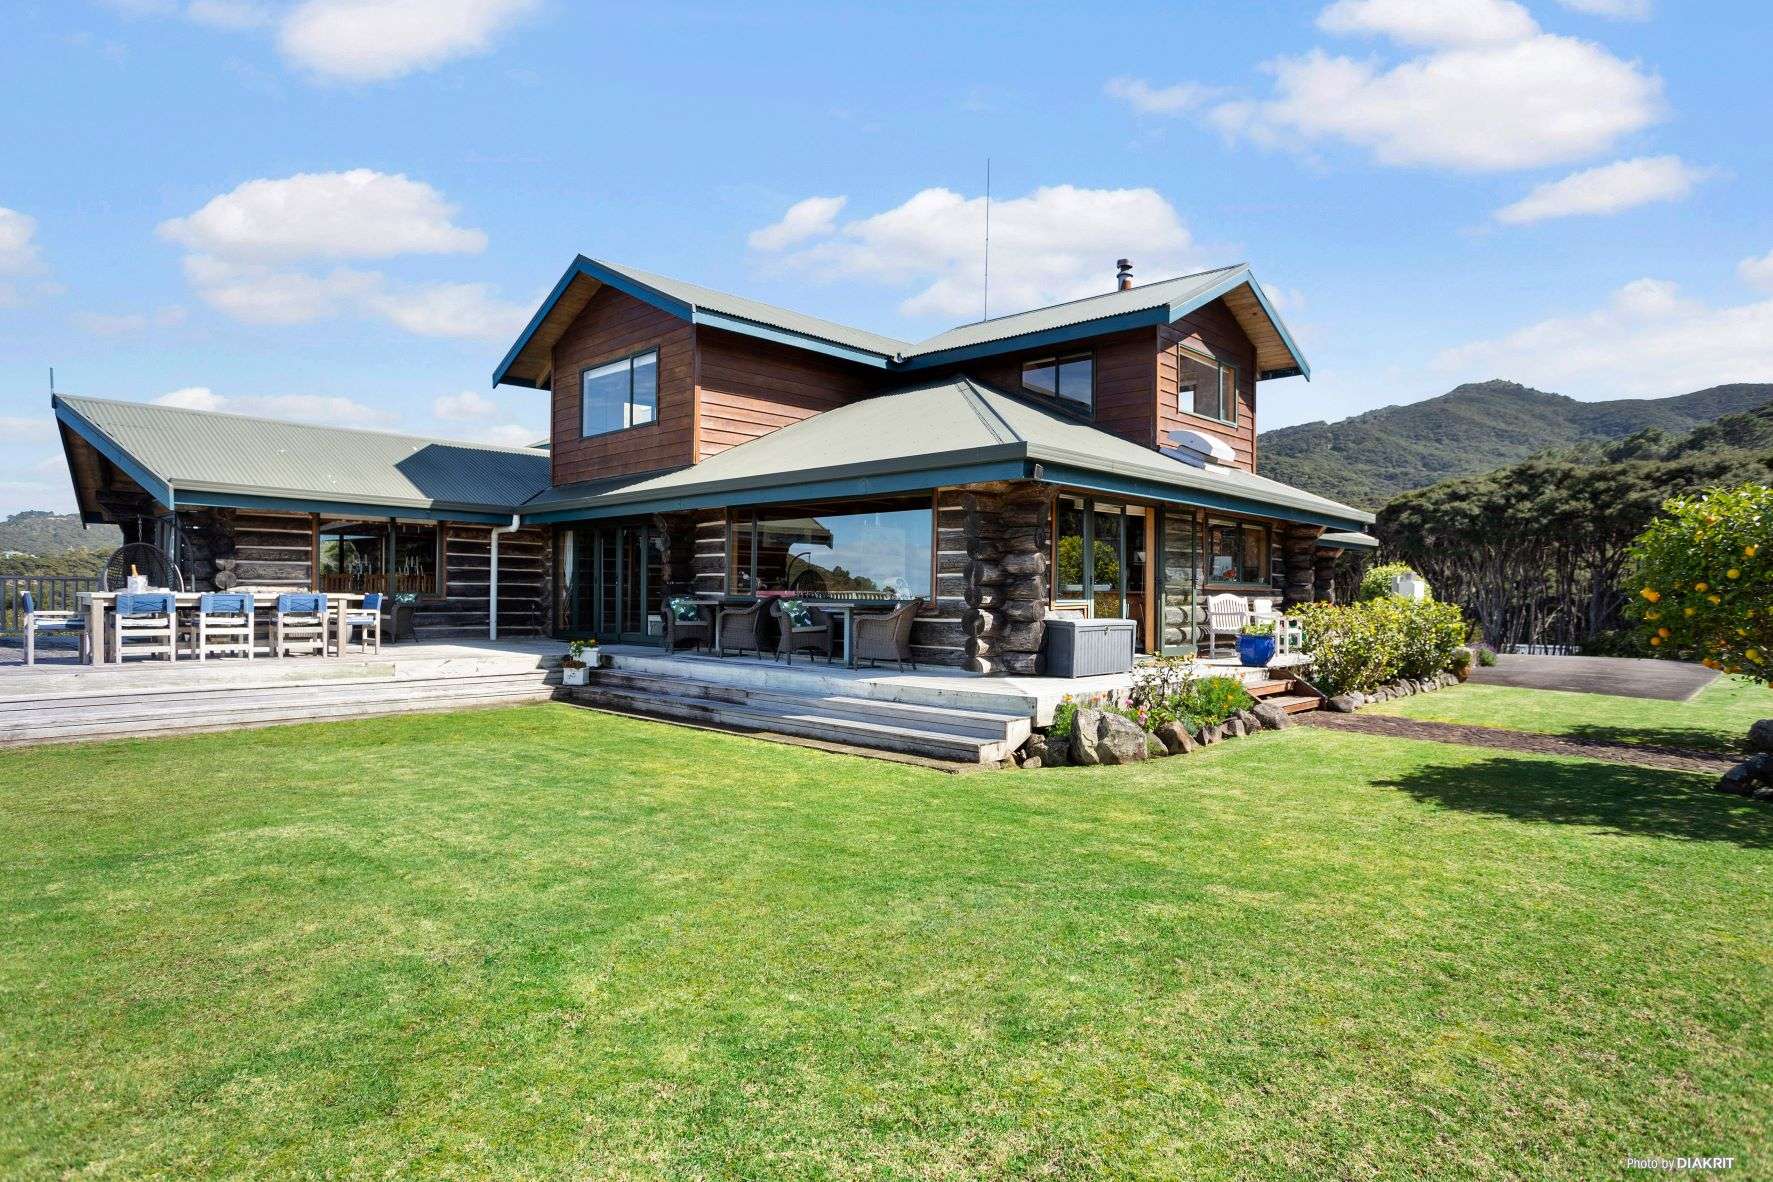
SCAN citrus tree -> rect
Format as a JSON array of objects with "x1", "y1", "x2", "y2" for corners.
[{"x1": 1629, "y1": 483, "x2": 1771, "y2": 684}]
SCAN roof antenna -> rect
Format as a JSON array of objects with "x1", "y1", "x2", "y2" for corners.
[
  {"x1": 49, "y1": 366, "x2": 56, "y2": 395},
  {"x1": 981, "y1": 157, "x2": 991, "y2": 323}
]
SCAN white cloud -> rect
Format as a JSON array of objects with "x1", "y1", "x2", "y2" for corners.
[
  {"x1": 1494, "y1": 155, "x2": 1710, "y2": 224},
  {"x1": 754, "y1": 184, "x2": 1200, "y2": 320},
  {"x1": 1317, "y1": 0, "x2": 1538, "y2": 47},
  {"x1": 72, "y1": 305, "x2": 188, "y2": 336},
  {"x1": 0, "y1": 207, "x2": 45, "y2": 306},
  {"x1": 1206, "y1": 5, "x2": 1663, "y2": 171},
  {"x1": 1103, "y1": 76, "x2": 1218, "y2": 115},
  {"x1": 432, "y1": 389, "x2": 498, "y2": 421},
  {"x1": 1435, "y1": 274, "x2": 1773, "y2": 398},
  {"x1": 1738, "y1": 249, "x2": 1773, "y2": 292},
  {"x1": 0, "y1": 480, "x2": 76, "y2": 517},
  {"x1": 153, "y1": 386, "x2": 397, "y2": 426},
  {"x1": 363, "y1": 280, "x2": 529, "y2": 342},
  {"x1": 748, "y1": 196, "x2": 847, "y2": 251},
  {"x1": 158, "y1": 169, "x2": 485, "y2": 263},
  {"x1": 0, "y1": 416, "x2": 55, "y2": 440},
  {"x1": 160, "y1": 171, "x2": 523, "y2": 340},
  {"x1": 279, "y1": 0, "x2": 539, "y2": 83},
  {"x1": 1556, "y1": 0, "x2": 1651, "y2": 18},
  {"x1": 467, "y1": 423, "x2": 545, "y2": 448},
  {"x1": 184, "y1": 0, "x2": 273, "y2": 28}
]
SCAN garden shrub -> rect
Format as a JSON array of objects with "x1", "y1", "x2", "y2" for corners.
[
  {"x1": 1628, "y1": 483, "x2": 1772, "y2": 685},
  {"x1": 1356, "y1": 561, "x2": 1429, "y2": 602},
  {"x1": 1049, "y1": 699, "x2": 1078, "y2": 740},
  {"x1": 1477, "y1": 646, "x2": 1497, "y2": 667},
  {"x1": 1294, "y1": 598, "x2": 1468, "y2": 695},
  {"x1": 1126, "y1": 658, "x2": 1252, "y2": 731}
]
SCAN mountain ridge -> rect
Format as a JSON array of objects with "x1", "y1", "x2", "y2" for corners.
[{"x1": 1258, "y1": 380, "x2": 1773, "y2": 508}]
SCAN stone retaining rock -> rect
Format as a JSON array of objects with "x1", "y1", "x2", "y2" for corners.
[
  {"x1": 1252, "y1": 702, "x2": 1291, "y2": 730},
  {"x1": 1750, "y1": 719, "x2": 1773, "y2": 754},
  {"x1": 1156, "y1": 721, "x2": 1195, "y2": 755},
  {"x1": 1717, "y1": 752, "x2": 1773, "y2": 798},
  {"x1": 1327, "y1": 693, "x2": 1361, "y2": 713}
]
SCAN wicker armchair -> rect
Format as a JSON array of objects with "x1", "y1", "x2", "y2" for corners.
[
  {"x1": 771, "y1": 599, "x2": 834, "y2": 664},
  {"x1": 664, "y1": 596, "x2": 713, "y2": 653},
  {"x1": 716, "y1": 599, "x2": 768, "y2": 658},
  {"x1": 852, "y1": 598, "x2": 923, "y2": 671}
]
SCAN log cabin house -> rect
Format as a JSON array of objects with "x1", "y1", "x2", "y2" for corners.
[{"x1": 53, "y1": 255, "x2": 1375, "y2": 670}]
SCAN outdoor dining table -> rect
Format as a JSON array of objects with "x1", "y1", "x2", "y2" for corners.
[{"x1": 77, "y1": 591, "x2": 365, "y2": 664}]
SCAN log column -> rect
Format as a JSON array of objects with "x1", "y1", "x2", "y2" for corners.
[
  {"x1": 961, "y1": 481, "x2": 1054, "y2": 675},
  {"x1": 1313, "y1": 547, "x2": 1340, "y2": 604},
  {"x1": 1282, "y1": 524, "x2": 1322, "y2": 607}
]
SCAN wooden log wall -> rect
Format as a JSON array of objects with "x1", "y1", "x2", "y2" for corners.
[
  {"x1": 1281, "y1": 524, "x2": 1322, "y2": 607},
  {"x1": 179, "y1": 508, "x2": 314, "y2": 592},
  {"x1": 952, "y1": 480, "x2": 1054, "y2": 675},
  {"x1": 418, "y1": 525, "x2": 551, "y2": 639}
]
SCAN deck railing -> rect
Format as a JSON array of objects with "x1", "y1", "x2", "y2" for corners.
[{"x1": 0, "y1": 575, "x2": 100, "y2": 634}]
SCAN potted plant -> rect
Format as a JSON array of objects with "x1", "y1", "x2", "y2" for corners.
[
  {"x1": 1235, "y1": 620, "x2": 1277, "y2": 668},
  {"x1": 561, "y1": 639, "x2": 592, "y2": 686}
]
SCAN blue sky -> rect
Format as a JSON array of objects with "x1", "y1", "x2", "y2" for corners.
[{"x1": 4, "y1": 0, "x2": 1770, "y2": 516}]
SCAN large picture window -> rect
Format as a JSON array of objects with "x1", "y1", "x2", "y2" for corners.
[
  {"x1": 318, "y1": 519, "x2": 442, "y2": 596},
  {"x1": 1206, "y1": 519, "x2": 1268, "y2": 585},
  {"x1": 1176, "y1": 344, "x2": 1237, "y2": 424},
  {"x1": 1021, "y1": 353, "x2": 1093, "y2": 410},
  {"x1": 581, "y1": 349, "x2": 658, "y2": 437},
  {"x1": 728, "y1": 498, "x2": 932, "y2": 600}
]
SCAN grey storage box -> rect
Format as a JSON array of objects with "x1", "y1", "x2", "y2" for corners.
[{"x1": 1041, "y1": 617, "x2": 1136, "y2": 677}]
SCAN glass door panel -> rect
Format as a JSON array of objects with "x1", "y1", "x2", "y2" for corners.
[
  {"x1": 1123, "y1": 505, "x2": 1148, "y2": 651},
  {"x1": 1091, "y1": 504, "x2": 1125, "y2": 622}
]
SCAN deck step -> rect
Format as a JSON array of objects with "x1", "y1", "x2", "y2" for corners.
[
  {"x1": 1245, "y1": 679, "x2": 1294, "y2": 698},
  {"x1": 563, "y1": 669, "x2": 1030, "y2": 764},
  {"x1": 1267, "y1": 693, "x2": 1321, "y2": 715}
]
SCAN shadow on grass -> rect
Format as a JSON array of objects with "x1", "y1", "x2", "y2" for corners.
[
  {"x1": 1376, "y1": 755, "x2": 1772, "y2": 849},
  {"x1": 1560, "y1": 723, "x2": 1742, "y2": 757}
]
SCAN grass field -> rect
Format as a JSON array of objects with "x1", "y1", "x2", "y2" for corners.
[
  {"x1": 3, "y1": 703, "x2": 1769, "y2": 1179},
  {"x1": 1368, "y1": 673, "x2": 1770, "y2": 754}
]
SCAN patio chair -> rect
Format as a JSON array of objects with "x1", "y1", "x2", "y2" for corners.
[
  {"x1": 1204, "y1": 592, "x2": 1249, "y2": 658},
  {"x1": 851, "y1": 598, "x2": 924, "y2": 671},
  {"x1": 273, "y1": 593, "x2": 329, "y2": 657},
  {"x1": 663, "y1": 596, "x2": 712, "y2": 653},
  {"x1": 386, "y1": 592, "x2": 418, "y2": 643},
  {"x1": 341, "y1": 592, "x2": 383, "y2": 654},
  {"x1": 771, "y1": 598, "x2": 834, "y2": 665},
  {"x1": 111, "y1": 592, "x2": 177, "y2": 663},
  {"x1": 18, "y1": 590, "x2": 88, "y2": 666},
  {"x1": 191, "y1": 592, "x2": 254, "y2": 661},
  {"x1": 716, "y1": 599, "x2": 768, "y2": 658}
]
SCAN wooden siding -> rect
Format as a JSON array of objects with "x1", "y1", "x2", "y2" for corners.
[
  {"x1": 416, "y1": 525, "x2": 551, "y2": 639},
  {"x1": 549, "y1": 287, "x2": 696, "y2": 484},
  {"x1": 945, "y1": 327, "x2": 1159, "y2": 451},
  {"x1": 1155, "y1": 300, "x2": 1258, "y2": 471},
  {"x1": 694, "y1": 327, "x2": 876, "y2": 460}
]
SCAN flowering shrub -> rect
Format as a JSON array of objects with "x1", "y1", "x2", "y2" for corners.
[
  {"x1": 1629, "y1": 483, "x2": 1771, "y2": 685},
  {"x1": 1126, "y1": 658, "x2": 1253, "y2": 730},
  {"x1": 1293, "y1": 598, "x2": 1468, "y2": 695}
]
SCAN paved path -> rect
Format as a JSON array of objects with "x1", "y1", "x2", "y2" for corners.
[
  {"x1": 1470, "y1": 654, "x2": 1717, "y2": 701},
  {"x1": 1301, "y1": 711, "x2": 1737, "y2": 775}
]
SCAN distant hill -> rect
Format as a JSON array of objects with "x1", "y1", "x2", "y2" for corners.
[
  {"x1": 1257, "y1": 380, "x2": 1773, "y2": 508},
  {"x1": 0, "y1": 511, "x2": 119, "y2": 556}
]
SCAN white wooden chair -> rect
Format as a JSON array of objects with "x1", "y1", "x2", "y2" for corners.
[
  {"x1": 191, "y1": 592, "x2": 254, "y2": 660},
  {"x1": 111, "y1": 592, "x2": 177, "y2": 663},
  {"x1": 340, "y1": 592, "x2": 383, "y2": 654},
  {"x1": 19, "y1": 590, "x2": 88, "y2": 665},
  {"x1": 273, "y1": 592, "x2": 329, "y2": 657},
  {"x1": 1204, "y1": 592, "x2": 1249, "y2": 657}
]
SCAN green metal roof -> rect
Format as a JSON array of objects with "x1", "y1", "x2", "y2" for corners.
[
  {"x1": 521, "y1": 377, "x2": 1372, "y2": 530},
  {"x1": 1317, "y1": 530, "x2": 1380, "y2": 549},
  {"x1": 493, "y1": 257, "x2": 1311, "y2": 386},
  {"x1": 54, "y1": 394, "x2": 550, "y2": 518}
]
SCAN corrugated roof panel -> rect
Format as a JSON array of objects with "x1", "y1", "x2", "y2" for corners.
[{"x1": 56, "y1": 395, "x2": 551, "y2": 512}]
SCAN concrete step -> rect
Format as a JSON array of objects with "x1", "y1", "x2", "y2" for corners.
[
  {"x1": 588, "y1": 668, "x2": 1028, "y2": 742},
  {"x1": 562, "y1": 672, "x2": 1029, "y2": 764}
]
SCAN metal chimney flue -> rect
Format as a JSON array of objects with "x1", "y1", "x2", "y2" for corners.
[{"x1": 1116, "y1": 258, "x2": 1133, "y2": 291}]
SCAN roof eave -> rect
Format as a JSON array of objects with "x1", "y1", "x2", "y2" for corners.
[
  {"x1": 52, "y1": 394, "x2": 175, "y2": 509},
  {"x1": 1167, "y1": 266, "x2": 1312, "y2": 382},
  {"x1": 492, "y1": 256, "x2": 698, "y2": 389},
  {"x1": 897, "y1": 305, "x2": 1175, "y2": 371}
]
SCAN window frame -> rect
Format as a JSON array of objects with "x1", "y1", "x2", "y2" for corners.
[
  {"x1": 1204, "y1": 517, "x2": 1270, "y2": 587},
  {"x1": 579, "y1": 348, "x2": 660, "y2": 439},
  {"x1": 1020, "y1": 351, "x2": 1095, "y2": 412},
  {"x1": 1174, "y1": 343, "x2": 1238, "y2": 426}
]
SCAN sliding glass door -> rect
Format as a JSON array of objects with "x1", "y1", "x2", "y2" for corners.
[
  {"x1": 563, "y1": 522, "x2": 664, "y2": 643},
  {"x1": 1053, "y1": 495, "x2": 1151, "y2": 651}
]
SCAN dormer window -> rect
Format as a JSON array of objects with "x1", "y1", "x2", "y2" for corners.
[
  {"x1": 1021, "y1": 352, "x2": 1093, "y2": 411},
  {"x1": 1175, "y1": 344, "x2": 1237, "y2": 425},
  {"x1": 581, "y1": 349, "x2": 658, "y2": 437}
]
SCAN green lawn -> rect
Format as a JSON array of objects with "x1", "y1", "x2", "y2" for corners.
[
  {"x1": 1369, "y1": 674, "x2": 1771, "y2": 754},
  {"x1": 3, "y1": 704, "x2": 1769, "y2": 1179}
]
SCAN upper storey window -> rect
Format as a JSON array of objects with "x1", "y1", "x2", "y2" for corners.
[
  {"x1": 1021, "y1": 353, "x2": 1093, "y2": 411},
  {"x1": 581, "y1": 349, "x2": 658, "y2": 437},
  {"x1": 1175, "y1": 345, "x2": 1237, "y2": 425}
]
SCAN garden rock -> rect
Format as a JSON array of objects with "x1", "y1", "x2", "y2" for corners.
[
  {"x1": 1197, "y1": 723, "x2": 1221, "y2": 745},
  {"x1": 1716, "y1": 754, "x2": 1773, "y2": 797},
  {"x1": 1022, "y1": 734, "x2": 1049, "y2": 764},
  {"x1": 1749, "y1": 719, "x2": 1773, "y2": 754},
  {"x1": 1235, "y1": 709, "x2": 1261, "y2": 732},
  {"x1": 1252, "y1": 702, "x2": 1290, "y2": 730},
  {"x1": 1327, "y1": 693, "x2": 1361, "y2": 713},
  {"x1": 1146, "y1": 733, "x2": 1170, "y2": 759},
  {"x1": 1156, "y1": 721, "x2": 1195, "y2": 755},
  {"x1": 1070, "y1": 707, "x2": 1105, "y2": 766},
  {"x1": 1098, "y1": 711, "x2": 1152, "y2": 765},
  {"x1": 1224, "y1": 717, "x2": 1246, "y2": 739}
]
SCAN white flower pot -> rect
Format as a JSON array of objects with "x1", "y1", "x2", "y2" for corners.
[{"x1": 561, "y1": 664, "x2": 590, "y2": 686}]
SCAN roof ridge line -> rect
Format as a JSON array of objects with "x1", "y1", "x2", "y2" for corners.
[
  {"x1": 54, "y1": 393, "x2": 549, "y2": 456},
  {"x1": 954, "y1": 377, "x2": 1024, "y2": 446},
  {"x1": 916, "y1": 263, "x2": 1245, "y2": 343}
]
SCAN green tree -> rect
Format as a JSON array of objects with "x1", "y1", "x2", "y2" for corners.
[{"x1": 1629, "y1": 484, "x2": 1772, "y2": 685}]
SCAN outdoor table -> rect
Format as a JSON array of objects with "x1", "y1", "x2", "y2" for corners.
[{"x1": 77, "y1": 591, "x2": 364, "y2": 664}]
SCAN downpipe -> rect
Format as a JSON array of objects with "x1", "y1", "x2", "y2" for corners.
[{"x1": 490, "y1": 514, "x2": 521, "y2": 640}]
